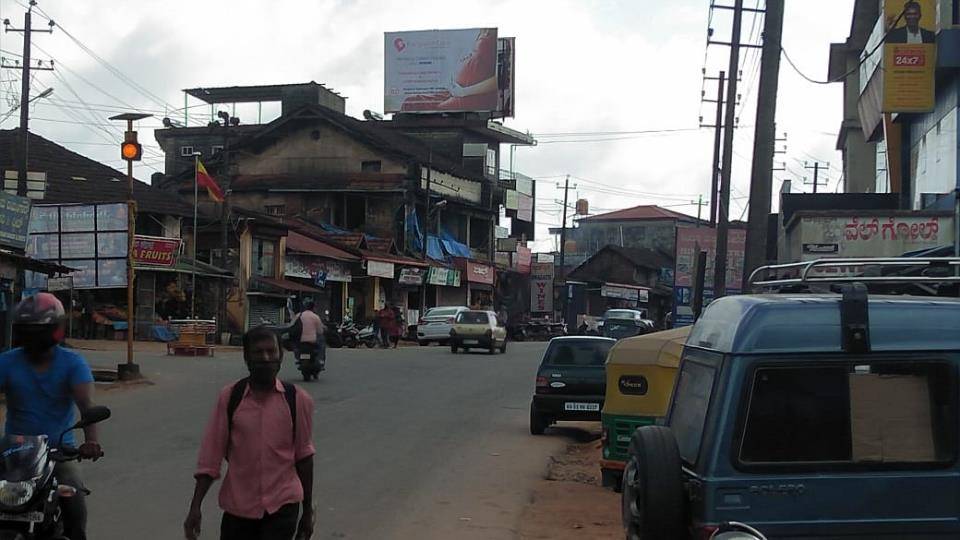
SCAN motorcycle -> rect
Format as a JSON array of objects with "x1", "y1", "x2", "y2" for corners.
[
  {"x1": 0, "y1": 405, "x2": 111, "y2": 539},
  {"x1": 338, "y1": 318, "x2": 360, "y2": 349},
  {"x1": 710, "y1": 522, "x2": 767, "y2": 540},
  {"x1": 295, "y1": 342, "x2": 324, "y2": 381},
  {"x1": 358, "y1": 323, "x2": 380, "y2": 348}
]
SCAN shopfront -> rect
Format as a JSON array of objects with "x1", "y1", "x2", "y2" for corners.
[
  {"x1": 466, "y1": 261, "x2": 495, "y2": 308},
  {"x1": 427, "y1": 266, "x2": 466, "y2": 307},
  {"x1": 285, "y1": 256, "x2": 354, "y2": 322}
]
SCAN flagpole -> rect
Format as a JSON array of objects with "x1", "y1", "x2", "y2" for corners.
[{"x1": 192, "y1": 152, "x2": 199, "y2": 320}]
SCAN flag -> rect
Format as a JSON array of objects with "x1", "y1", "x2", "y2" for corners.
[{"x1": 196, "y1": 160, "x2": 224, "y2": 203}]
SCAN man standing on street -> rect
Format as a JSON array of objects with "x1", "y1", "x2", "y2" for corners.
[
  {"x1": 184, "y1": 326, "x2": 316, "y2": 540},
  {"x1": 0, "y1": 293, "x2": 101, "y2": 540}
]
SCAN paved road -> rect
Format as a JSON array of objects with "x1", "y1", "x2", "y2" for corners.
[{"x1": 76, "y1": 341, "x2": 579, "y2": 539}]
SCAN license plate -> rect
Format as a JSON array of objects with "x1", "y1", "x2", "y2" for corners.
[
  {"x1": 564, "y1": 402, "x2": 600, "y2": 412},
  {"x1": 463, "y1": 339, "x2": 479, "y2": 345},
  {"x1": 0, "y1": 511, "x2": 44, "y2": 523}
]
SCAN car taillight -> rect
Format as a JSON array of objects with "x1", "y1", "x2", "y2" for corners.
[
  {"x1": 693, "y1": 525, "x2": 718, "y2": 540},
  {"x1": 536, "y1": 376, "x2": 548, "y2": 388}
]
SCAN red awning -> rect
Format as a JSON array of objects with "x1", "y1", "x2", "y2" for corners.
[{"x1": 286, "y1": 231, "x2": 359, "y2": 261}]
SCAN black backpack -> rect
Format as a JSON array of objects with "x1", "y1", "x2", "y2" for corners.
[{"x1": 226, "y1": 378, "x2": 297, "y2": 457}]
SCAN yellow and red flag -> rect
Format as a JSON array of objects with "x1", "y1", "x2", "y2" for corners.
[{"x1": 196, "y1": 160, "x2": 224, "y2": 203}]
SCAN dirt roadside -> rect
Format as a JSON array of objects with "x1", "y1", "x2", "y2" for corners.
[{"x1": 519, "y1": 429, "x2": 621, "y2": 540}]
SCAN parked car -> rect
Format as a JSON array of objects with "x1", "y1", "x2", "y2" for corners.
[
  {"x1": 599, "y1": 309, "x2": 653, "y2": 339},
  {"x1": 530, "y1": 336, "x2": 616, "y2": 435},
  {"x1": 449, "y1": 310, "x2": 507, "y2": 354},
  {"x1": 417, "y1": 306, "x2": 469, "y2": 346},
  {"x1": 622, "y1": 266, "x2": 960, "y2": 540},
  {"x1": 600, "y1": 326, "x2": 689, "y2": 491}
]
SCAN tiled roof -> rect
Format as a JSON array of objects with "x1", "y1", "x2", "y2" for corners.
[
  {"x1": 579, "y1": 204, "x2": 698, "y2": 223},
  {"x1": 0, "y1": 129, "x2": 193, "y2": 217},
  {"x1": 286, "y1": 231, "x2": 359, "y2": 261}
]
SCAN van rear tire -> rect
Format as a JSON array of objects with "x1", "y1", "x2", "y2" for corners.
[{"x1": 622, "y1": 426, "x2": 685, "y2": 540}]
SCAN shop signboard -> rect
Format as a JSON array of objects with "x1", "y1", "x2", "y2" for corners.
[
  {"x1": 399, "y1": 267, "x2": 425, "y2": 286},
  {"x1": 517, "y1": 193, "x2": 533, "y2": 222},
  {"x1": 531, "y1": 278, "x2": 552, "y2": 313},
  {"x1": 505, "y1": 189, "x2": 519, "y2": 210},
  {"x1": 673, "y1": 227, "x2": 745, "y2": 328},
  {"x1": 536, "y1": 253, "x2": 554, "y2": 264},
  {"x1": 385, "y1": 28, "x2": 499, "y2": 114},
  {"x1": 516, "y1": 246, "x2": 532, "y2": 274},
  {"x1": 133, "y1": 236, "x2": 181, "y2": 267},
  {"x1": 285, "y1": 257, "x2": 353, "y2": 283},
  {"x1": 46, "y1": 276, "x2": 73, "y2": 292},
  {"x1": 466, "y1": 262, "x2": 495, "y2": 284},
  {"x1": 367, "y1": 260, "x2": 395, "y2": 279},
  {"x1": 427, "y1": 267, "x2": 461, "y2": 287},
  {"x1": 531, "y1": 261, "x2": 554, "y2": 279},
  {"x1": 0, "y1": 191, "x2": 31, "y2": 250},
  {"x1": 601, "y1": 284, "x2": 649, "y2": 303}
]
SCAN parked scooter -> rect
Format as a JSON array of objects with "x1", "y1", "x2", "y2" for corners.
[
  {"x1": 0, "y1": 406, "x2": 111, "y2": 539},
  {"x1": 338, "y1": 317, "x2": 360, "y2": 349},
  {"x1": 295, "y1": 342, "x2": 324, "y2": 381},
  {"x1": 710, "y1": 522, "x2": 767, "y2": 540},
  {"x1": 358, "y1": 323, "x2": 380, "y2": 348}
]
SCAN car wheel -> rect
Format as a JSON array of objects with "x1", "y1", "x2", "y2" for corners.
[
  {"x1": 439, "y1": 339, "x2": 449, "y2": 346},
  {"x1": 622, "y1": 426, "x2": 685, "y2": 540},
  {"x1": 529, "y1": 403, "x2": 548, "y2": 435},
  {"x1": 500, "y1": 340, "x2": 507, "y2": 354},
  {"x1": 418, "y1": 340, "x2": 429, "y2": 346},
  {"x1": 450, "y1": 343, "x2": 458, "y2": 353},
  {"x1": 601, "y1": 468, "x2": 623, "y2": 493}
]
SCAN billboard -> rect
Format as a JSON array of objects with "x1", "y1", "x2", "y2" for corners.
[
  {"x1": 496, "y1": 37, "x2": 515, "y2": 118},
  {"x1": 0, "y1": 191, "x2": 31, "y2": 250},
  {"x1": 26, "y1": 203, "x2": 128, "y2": 289},
  {"x1": 385, "y1": 28, "x2": 499, "y2": 114},
  {"x1": 673, "y1": 227, "x2": 746, "y2": 328},
  {"x1": 882, "y1": 0, "x2": 936, "y2": 112}
]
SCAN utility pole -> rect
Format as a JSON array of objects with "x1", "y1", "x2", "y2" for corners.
[
  {"x1": 743, "y1": 0, "x2": 785, "y2": 291},
  {"x1": 3, "y1": 1, "x2": 54, "y2": 195},
  {"x1": 804, "y1": 161, "x2": 829, "y2": 193},
  {"x1": 702, "y1": 71, "x2": 726, "y2": 226},
  {"x1": 557, "y1": 175, "x2": 575, "y2": 324},
  {"x1": 692, "y1": 195, "x2": 709, "y2": 227},
  {"x1": 714, "y1": 0, "x2": 746, "y2": 298}
]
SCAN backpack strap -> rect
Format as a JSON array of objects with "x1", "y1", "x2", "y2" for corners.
[{"x1": 282, "y1": 382, "x2": 297, "y2": 442}]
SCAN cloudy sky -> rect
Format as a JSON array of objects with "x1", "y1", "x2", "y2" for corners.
[{"x1": 0, "y1": 0, "x2": 854, "y2": 250}]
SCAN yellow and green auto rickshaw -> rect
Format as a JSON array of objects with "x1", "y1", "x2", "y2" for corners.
[{"x1": 599, "y1": 325, "x2": 690, "y2": 490}]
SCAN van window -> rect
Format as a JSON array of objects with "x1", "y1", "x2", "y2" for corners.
[
  {"x1": 457, "y1": 312, "x2": 488, "y2": 324},
  {"x1": 543, "y1": 340, "x2": 614, "y2": 367},
  {"x1": 671, "y1": 360, "x2": 718, "y2": 465},
  {"x1": 739, "y1": 363, "x2": 957, "y2": 466}
]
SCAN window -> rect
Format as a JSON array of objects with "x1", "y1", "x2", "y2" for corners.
[
  {"x1": 456, "y1": 312, "x2": 488, "y2": 324},
  {"x1": 543, "y1": 340, "x2": 614, "y2": 367},
  {"x1": 670, "y1": 358, "x2": 718, "y2": 465},
  {"x1": 180, "y1": 146, "x2": 195, "y2": 157},
  {"x1": 211, "y1": 145, "x2": 224, "y2": 155},
  {"x1": 265, "y1": 205, "x2": 285, "y2": 217},
  {"x1": 485, "y1": 148, "x2": 497, "y2": 177},
  {"x1": 252, "y1": 238, "x2": 276, "y2": 278},
  {"x1": 361, "y1": 160, "x2": 382, "y2": 173},
  {"x1": 739, "y1": 363, "x2": 956, "y2": 467}
]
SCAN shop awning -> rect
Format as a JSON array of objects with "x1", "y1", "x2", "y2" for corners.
[
  {"x1": 286, "y1": 231, "x2": 359, "y2": 261},
  {"x1": 135, "y1": 258, "x2": 233, "y2": 279},
  {"x1": 253, "y1": 276, "x2": 321, "y2": 293},
  {"x1": 0, "y1": 251, "x2": 73, "y2": 275},
  {"x1": 361, "y1": 250, "x2": 429, "y2": 267}
]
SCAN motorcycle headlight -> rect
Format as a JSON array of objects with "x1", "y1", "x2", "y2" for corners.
[{"x1": 0, "y1": 480, "x2": 34, "y2": 508}]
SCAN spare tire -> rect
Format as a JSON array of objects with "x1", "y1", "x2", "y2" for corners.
[{"x1": 621, "y1": 426, "x2": 685, "y2": 540}]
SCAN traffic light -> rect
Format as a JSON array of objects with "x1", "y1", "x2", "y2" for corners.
[{"x1": 120, "y1": 131, "x2": 142, "y2": 162}]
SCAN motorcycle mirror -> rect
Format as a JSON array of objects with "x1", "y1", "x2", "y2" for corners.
[{"x1": 74, "y1": 406, "x2": 111, "y2": 430}]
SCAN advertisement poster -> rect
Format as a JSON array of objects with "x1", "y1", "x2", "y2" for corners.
[
  {"x1": 673, "y1": 227, "x2": 745, "y2": 328},
  {"x1": 285, "y1": 258, "x2": 352, "y2": 283},
  {"x1": 531, "y1": 279, "x2": 553, "y2": 313},
  {"x1": 466, "y1": 262, "x2": 495, "y2": 284},
  {"x1": 133, "y1": 236, "x2": 181, "y2": 267},
  {"x1": 882, "y1": 0, "x2": 936, "y2": 112},
  {"x1": 427, "y1": 267, "x2": 461, "y2": 287},
  {"x1": 367, "y1": 260, "x2": 395, "y2": 279},
  {"x1": 517, "y1": 193, "x2": 533, "y2": 222},
  {"x1": 398, "y1": 267, "x2": 425, "y2": 286},
  {"x1": 385, "y1": 28, "x2": 498, "y2": 114},
  {"x1": 515, "y1": 246, "x2": 532, "y2": 274},
  {"x1": 0, "y1": 191, "x2": 31, "y2": 250}
]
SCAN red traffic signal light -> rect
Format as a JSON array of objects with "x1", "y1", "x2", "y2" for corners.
[{"x1": 121, "y1": 131, "x2": 142, "y2": 162}]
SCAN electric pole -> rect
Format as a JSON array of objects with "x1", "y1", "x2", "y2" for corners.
[
  {"x1": 714, "y1": 0, "x2": 746, "y2": 298},
  {"x1": 702, "y1": 71, "x2": 726, "y2": 227},
  {"x1": 557, "y1": 175, "x2": 576, "y2": 324},
  {"x1": 805, "y1": 161, "x2": 829, "y2": 193},
  {"x1": 743, "y1": 0, "x2": 785, "y2": 291},
  {"x1": 693, "y1": 195, "x2": 709, "y2": 227},
  {"x1": 3, "y1": 1, "x2": 54, "y2": 196}
]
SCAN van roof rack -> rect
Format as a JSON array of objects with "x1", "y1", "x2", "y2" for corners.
[{"x1": 748, "y1": 257, "x2": 960, "y2": 290}]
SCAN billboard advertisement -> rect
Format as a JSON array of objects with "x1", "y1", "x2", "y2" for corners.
[
  {"x1": 385, "y1": 28, "x2": 498, "y2": 114},
  {"x1": 673, "y1": 227, "x2": 746, "y2": 328},
  {"x1": 882, "y1": 0, "x2": 936, "y2": 112},
  {"x1": 496, "y1": 37, "x2": 515, "y2": 118},
  {"x1": 0, "y1": 191, "x2": 30, "y2": 250}
]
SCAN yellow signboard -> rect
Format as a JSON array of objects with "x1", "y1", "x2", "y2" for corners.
[{"x1": 882, "y1": 0, "x2": 937, "y2": 112}]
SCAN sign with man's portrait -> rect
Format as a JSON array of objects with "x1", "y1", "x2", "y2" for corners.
[{"x1": 882, "y1": 0, "x2": 937, "y2": 112}]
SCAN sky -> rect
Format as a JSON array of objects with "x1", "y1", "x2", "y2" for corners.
[{"x1": 0, "y1": 0, "x2": 856, "y2": 252}]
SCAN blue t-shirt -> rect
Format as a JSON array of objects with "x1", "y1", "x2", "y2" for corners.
[{"x1": 0, "y1": 346, "x2": 94, "y2": 447}]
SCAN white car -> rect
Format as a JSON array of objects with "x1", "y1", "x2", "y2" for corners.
[{"x1": 417, "y1": 306, "x2": 469, "y2": 345}]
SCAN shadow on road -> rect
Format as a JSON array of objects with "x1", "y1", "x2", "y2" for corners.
[{"x1": 543, "y1": 424, "x2": 601, "y2": 443}]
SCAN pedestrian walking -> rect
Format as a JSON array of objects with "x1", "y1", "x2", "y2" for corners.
[
  {"x1": 377, "y1": 305, "x2": 394, "y2": 349},
  {"x1": 389, "y1": 305, "x2": 403, "y2": 348},
  {"x1": 184, "y1": 326, "x2": 316, "y2": 540}
]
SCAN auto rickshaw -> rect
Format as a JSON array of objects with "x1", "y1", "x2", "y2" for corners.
[{"x1": 599, "y1": 325, "x2": 690, "y2": 490}]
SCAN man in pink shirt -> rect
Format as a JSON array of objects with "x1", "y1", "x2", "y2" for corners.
[{"x1": 184, "y1": 326, "x2": 315, "y2": 540}]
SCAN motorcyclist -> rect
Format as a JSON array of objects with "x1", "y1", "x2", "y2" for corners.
[
  {"x1": 0, "y1": 293, "x2": 101, "y2": 540},
  {"x1": 295, "y1": 298, "x2": 325, "y2": 370}
]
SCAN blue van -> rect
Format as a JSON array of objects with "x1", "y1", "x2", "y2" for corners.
[{"x1": 622, "y1": 279, "x2": 960, "y2": 539}]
